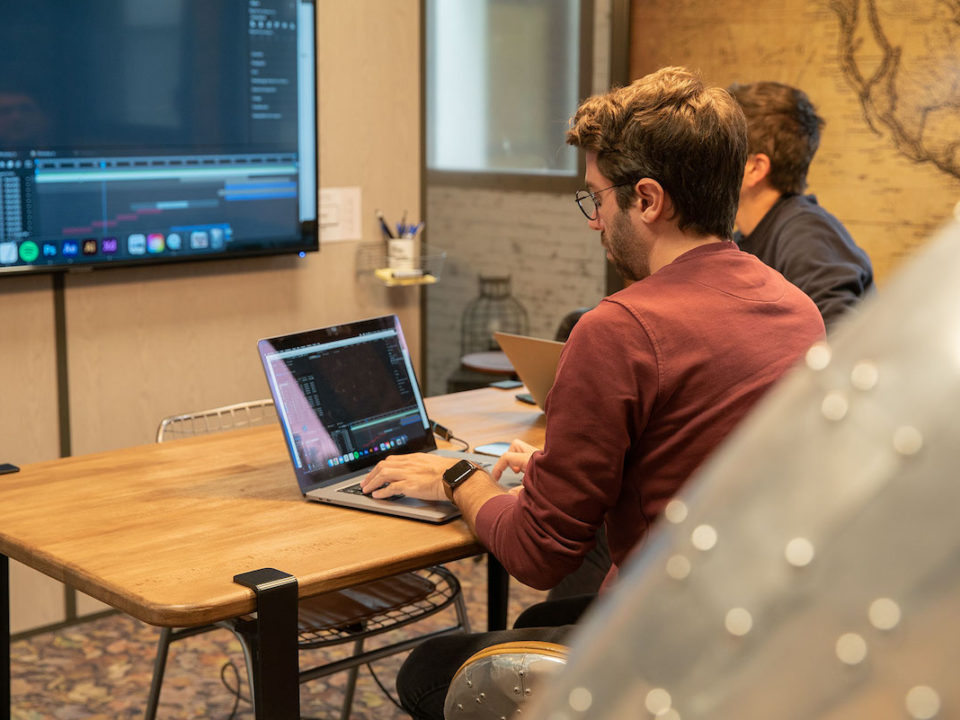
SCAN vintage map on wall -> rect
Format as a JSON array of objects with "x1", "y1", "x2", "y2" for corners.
[{"x1": 630, "y1": 0, "x2": 960, "y2": 283}]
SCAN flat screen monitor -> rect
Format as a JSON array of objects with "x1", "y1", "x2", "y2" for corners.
[{"x1": 0, "y1": 0, "x2": 318, "y2": 276}]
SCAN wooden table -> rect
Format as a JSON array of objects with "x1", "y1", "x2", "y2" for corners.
[
  {"x1": 0, "y1": 387, "x2": 545, "y2": 719},
  {"x1": 460, "y1": 350, "x2": 515, "y2": 375}
]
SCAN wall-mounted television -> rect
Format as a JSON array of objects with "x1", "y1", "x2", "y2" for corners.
[{"x1": 0, "y1": 0, "x2": 317, "y2": 276}]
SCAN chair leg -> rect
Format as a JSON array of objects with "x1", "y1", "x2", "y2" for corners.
[
  {"x1": 228, "y1": 627, "x2": 259, "y2": 711},
  {"x1": 339, "y1": 638, "x2": 364, "y2": 720},
  {"x1": 454, "y1": 589, "x2": 472, "y2": 634},
  {"x1": 144, "y1": 627, "x2": 174, "y2": 720}
]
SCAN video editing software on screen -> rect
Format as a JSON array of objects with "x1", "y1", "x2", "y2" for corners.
[{"x1": 0, "y1": 0, "x2": 317, "y2": 274}]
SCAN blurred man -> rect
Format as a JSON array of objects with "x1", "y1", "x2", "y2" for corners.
[
  {"x1": 729, "y1": 81, "x2": 874, "y2": 329},
  {"x1": 363, "y1": 67, "x2": 825, "y2": 720},
  {"x1": 0, "y1": 90, "x2": 52, "y2": 149}
]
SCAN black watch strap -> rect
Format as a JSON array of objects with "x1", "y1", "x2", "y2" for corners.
[{"x1": 443, "y1": 459, "x2": 481, "y2": 501}]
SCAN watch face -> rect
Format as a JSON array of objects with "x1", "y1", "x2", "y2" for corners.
[
  {"x1": 444, "y1": 459, "x2": 474, "y2": 485},
  {"x1": 443, "y1": 460, "x2": 479, "y2": 502}
]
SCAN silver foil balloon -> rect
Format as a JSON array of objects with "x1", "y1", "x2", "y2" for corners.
[{"x1": 520, "y1": 220, "x2": 960, "y2": 720}]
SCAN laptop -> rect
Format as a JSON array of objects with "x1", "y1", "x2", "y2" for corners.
[
  {"x1": 493, "y1": 331, "x2": 565, "y2": 410},
  {"x1": 258, "y1": 315, "x2": 517, "y2": 523}
]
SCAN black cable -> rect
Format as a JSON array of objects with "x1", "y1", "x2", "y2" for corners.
[
  {"x1": 220, "y1": 659, "x2": 248, "y2": 719},
  {"x1": 429, "y1": 419, "x2": 454, "y2": 440},
  {"x1": 218, "y1": 655, "x2": 404, "y2": 717},
  {"x1": 447, "y1": 435, "x2": 470, "y2": 451},
  {"x1": 366, "y1": 662, "x2": 405, "y2": 711},
  {"x1": 430, "y1": 420, "x2": 470, "y2": 451}
]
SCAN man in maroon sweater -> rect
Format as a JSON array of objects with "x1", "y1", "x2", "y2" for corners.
[{"x1": 363, "y1": 66, "x2": 824, "y2": 719}]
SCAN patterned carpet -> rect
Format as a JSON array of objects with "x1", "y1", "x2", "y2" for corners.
[{"x1": 11, "y1": 557, "x2": 547, "y2": 719}]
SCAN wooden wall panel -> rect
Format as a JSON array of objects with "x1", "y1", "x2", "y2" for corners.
[
  {"x1": 66, "y1": 0, "x2": 422, "y2": 456},
  {"x1": 10, "y1": 564, "x2": 66, "y2": 634},
  {"x1": 65, "y1": 248, "x2": 419, "y2": 455},
  {"x1": 0, "y1": 275, "x2": 68, "y2": 631},
  {"x1": 627, "y1": 0, "x2": 960, "y2": 284},
  {"x1": 0, "y1": 274, "x2": 58, "y2": 464}
]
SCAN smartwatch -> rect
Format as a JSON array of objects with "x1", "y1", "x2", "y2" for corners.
[{"x1": 443, "y1": 459, "x2": 481, "y2": 501}]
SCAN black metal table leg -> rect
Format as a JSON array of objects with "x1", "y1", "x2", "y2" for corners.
[
  {"x1": 2, "y1": 554, "x2": 9, "y2": 720},
  {"x1": 233, "y1": 568, "x2": 299, "y2": 720},
  {"x1": 486, "y1": 553, "x2": 509, "y2": 630}
]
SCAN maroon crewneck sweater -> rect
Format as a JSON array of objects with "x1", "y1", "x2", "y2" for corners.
[{"x1": 476, "y1": 241, "x2": 825, "y2": 590}]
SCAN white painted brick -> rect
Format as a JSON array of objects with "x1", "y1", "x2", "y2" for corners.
[{"x1": 424, "y1": 187, "x2": 605, "y2": 395}]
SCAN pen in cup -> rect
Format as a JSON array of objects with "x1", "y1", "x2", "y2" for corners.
[
  {"x1": 376, "y1": 209, "x2": 396, "y2": 239},
  {"x1": 398, "y1": 221, "x2": 424, "y2": 238}
]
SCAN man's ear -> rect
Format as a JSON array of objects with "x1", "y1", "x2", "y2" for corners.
[
  {"x1": 744, "y1": 153, "x2": 772, "y2": 188},
  {"x1": 633, "y1": 177, "x2": 667, "y2": 221}
]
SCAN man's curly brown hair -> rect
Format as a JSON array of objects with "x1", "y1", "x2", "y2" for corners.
[{"x1": 567, "y1": 67, "x2": 747, "y2": 239}]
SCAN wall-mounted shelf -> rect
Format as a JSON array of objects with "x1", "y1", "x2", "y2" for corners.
[
  {"x1": 356, "y1": 243, "x2": 446, "y2": 287},
  {"x1": 373, "y1": 268, "x2": 438, "y2": 286}
]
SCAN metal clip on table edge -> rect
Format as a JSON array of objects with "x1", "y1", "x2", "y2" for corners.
[{"x1": 233, "y1": 568, "x2": 300, "y2": 719}]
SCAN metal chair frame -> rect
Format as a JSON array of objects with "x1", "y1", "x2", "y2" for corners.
[
  {"x1": 145, "y1": 400, "x2": 471, "y2": 719},
  {"x1": 155, "y1": 399, "x2": 279, "y2": 442}
]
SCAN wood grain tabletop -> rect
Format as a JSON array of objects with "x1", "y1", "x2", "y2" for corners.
[{"x1": 0, "y1": 388, "x2": 545, "y2": 628}]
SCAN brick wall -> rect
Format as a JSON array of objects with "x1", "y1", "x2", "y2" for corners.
[{"x1": 423, "y1": 188, "x2": 606, "y2": 394}]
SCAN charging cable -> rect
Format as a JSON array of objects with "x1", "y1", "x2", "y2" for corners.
[{"x1": 430, "y1": 419, "x2": 469, "y2": 451}]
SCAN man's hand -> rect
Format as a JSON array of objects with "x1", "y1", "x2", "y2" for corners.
[
  {"x1": 361, "y1": 452, "x2": 451, "y2": 502},
  {"x1": 491, "y1": 438, "x2": 539, "y2": 481},
  {"x1": 364, "y1": 451, "x2": 520, "y2": 534}
]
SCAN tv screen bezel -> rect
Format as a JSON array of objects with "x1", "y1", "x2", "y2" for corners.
[{"x1": 0, "y1": 0, "x2": 319, "y2": 278}]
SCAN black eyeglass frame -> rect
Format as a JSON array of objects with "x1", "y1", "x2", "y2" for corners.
[{"x1": 574, "y1": 181, "x2": 634, "y2": 220}]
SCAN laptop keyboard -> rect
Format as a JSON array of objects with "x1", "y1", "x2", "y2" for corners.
[{"x1": 337, "y1": 460, "x2": 495, "y2": 500}]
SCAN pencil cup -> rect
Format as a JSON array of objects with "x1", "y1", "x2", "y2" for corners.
[{"x1": 388, "y1": 236, "x2": 416, "y2": 270}]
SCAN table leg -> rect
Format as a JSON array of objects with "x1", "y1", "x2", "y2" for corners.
[
  {"x1": 486, "y1": 554, "x2": 509, "y2": 631},
  {"x1": 233, "y1": 568, "x2": 299, "y2": 720},
  {"x1": 2, "y1": 554, "x2": 9, "y2": 719}
]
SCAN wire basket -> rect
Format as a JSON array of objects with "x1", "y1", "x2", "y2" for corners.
[{"x1": 356, "y1": 242, "x2": 446, "y2": 286}]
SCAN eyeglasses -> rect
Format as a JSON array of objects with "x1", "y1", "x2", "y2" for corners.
[{"x1": 575, "y1": 182, "x2": 633, "y2": 220}]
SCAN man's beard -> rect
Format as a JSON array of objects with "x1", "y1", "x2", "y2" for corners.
[{"x1": 605, "y1": 210, "x2": 650, "y2": 283}]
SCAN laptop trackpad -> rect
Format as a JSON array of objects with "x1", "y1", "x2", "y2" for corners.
[{"x1": 338, "y1": 481, "x2": 420, "y2": 504}]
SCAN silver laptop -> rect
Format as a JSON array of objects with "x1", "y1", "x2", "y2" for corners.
[
  {"x1": 494, "y1": 331, "x2": 565, "y2": 410},
  {"x1": 258, "y1": 315, "x2": 515, "y2": 523}
]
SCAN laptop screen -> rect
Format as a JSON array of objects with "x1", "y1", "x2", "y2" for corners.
[{"x1": 258, "y1": 315, "x2": 437, "y2": 488}]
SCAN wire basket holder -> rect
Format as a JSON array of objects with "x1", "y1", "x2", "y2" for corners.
[{"x1": 356, "y1": 242, "x2": 446, "y2": 287}]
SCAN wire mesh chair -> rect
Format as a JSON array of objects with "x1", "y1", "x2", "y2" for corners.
[
  {"x1": 154, "y1": 398, "x2": 279, "y2": 442},
  {"x1": 146, "y1": 400, "x2": 472, "y2": 719}
]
